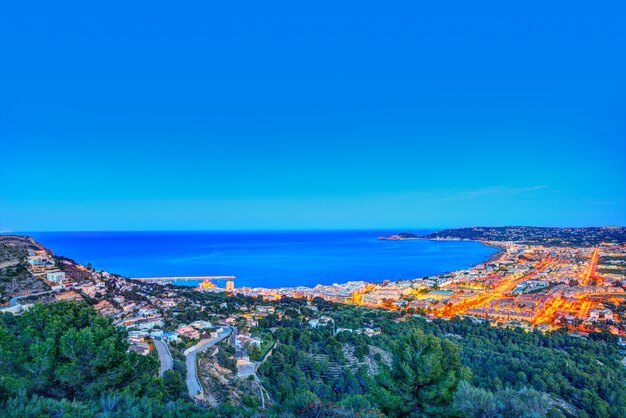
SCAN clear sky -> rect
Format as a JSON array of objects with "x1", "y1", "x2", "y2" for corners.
[{"x1": 1, "y1": 1, "x2": 625, "y2": 231}]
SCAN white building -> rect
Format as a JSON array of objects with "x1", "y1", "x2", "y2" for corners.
[
  {"x1": 190, "y1": 320, "x2": 213, "y2": 330},
  {"x1": 46, "y1": 271, "x2": 66, "y2": 283}
]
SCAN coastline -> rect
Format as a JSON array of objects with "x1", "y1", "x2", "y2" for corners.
[
  {"x1": 7, "y1": 231, "x2": 625, "y2": 335},
  {"x1": 215, "y1": 237, "x2": 504, "y2": 291},
  {"x1": 477, "y1": 241, "x2": 506, "y2": 265},
  {"x1": 182, "y1": 237, "x2": 504, "y2": 290},
  {"x1": 5, "y1": 231, "x2": 507, "y2": 294},
  {"x1": 23, "y1": 230, "x2": 497, "y2": 290},
  {"x1": 379, "y1": 232, "x2": 506, "y2": 267}
]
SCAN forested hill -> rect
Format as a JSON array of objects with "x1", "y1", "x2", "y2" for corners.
[
  {"x1": 0, "y1": 302, "x2": 209, "y2": 417},
  {"x1": 2, "y1": 298, "x2": 626, "y2": 416},
  {"x1": 257, "y1": 300, "x2": 626, "y2": 417},
  {"x1": 419, "y1": 226, "x2": 626, "y2": 246}
]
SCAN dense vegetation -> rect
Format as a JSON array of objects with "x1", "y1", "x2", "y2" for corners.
[
  {"x1": 1, "y1": 296, "x2": 625, "y2": 417},
  {"x1": 254, "y1": 300, "x2": 626, "y2": 417},
  {"x1": 262, "y1": 309, "x2": 468, "y2": 415},
  {"x1": 0, "y1": 302, "x2": 206, "y2": 417},
  {"x1": 417, "y1": 318, "x2": 626, "y2": 417}
]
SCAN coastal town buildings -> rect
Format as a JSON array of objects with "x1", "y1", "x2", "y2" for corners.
[
  {"x1": 3, "y1": 233, "x2": 625, "y2": 346},
  {"x1": 232, "y1": 241, "x2": 625, "y2": 336}
]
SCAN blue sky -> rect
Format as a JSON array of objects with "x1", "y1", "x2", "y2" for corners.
[{"x1": 1, "y1": 1, "x2": 625, "y2": 231}]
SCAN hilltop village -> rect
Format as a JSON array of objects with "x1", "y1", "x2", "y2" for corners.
[{"x1": 1, "y1": 228, "x2": 626, "y2": 417}]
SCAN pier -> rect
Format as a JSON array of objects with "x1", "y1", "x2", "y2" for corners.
[{"x1": 131, "y1": 276, "x2": 236, "y2": 284}]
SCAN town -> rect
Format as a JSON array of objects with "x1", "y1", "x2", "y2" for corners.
[
  {"x1": 236, "y1": 240, "x2": 626, "y2": 337},
  {"x1": 2, "y1": 232, "x2": 626, "y2": 355},
  {"x1": 1, "y1": 229, "x2": 625, "y2": 415}
]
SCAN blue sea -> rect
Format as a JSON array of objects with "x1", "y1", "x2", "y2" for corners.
[{"x1": 24, "y1": 231, "x2": 498, "y2": 289}]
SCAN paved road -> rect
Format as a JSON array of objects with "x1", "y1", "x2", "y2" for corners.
[
  {"x1": 10, "y1": 289, "x2": 57, "y2": 304},
  {"x1": 1, "y1": 289, "x2": 60, "y2": 313},
  {"x1": 153, "y1": 339, "x2": 173, "y2": 377},
  {"x1": 186, "y1": 327, "x2": 232, "y2": 398}
]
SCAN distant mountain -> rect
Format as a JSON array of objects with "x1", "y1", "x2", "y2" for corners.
[
  {"x1": 377, "y1": 232, "x2": 421, "y2": 240},
  {"x1": 380, "y1": 226, "x2": 626, "y2": 246},
  {"x1": 425, "y1": 226, "x2": 626, "y2": 246}
]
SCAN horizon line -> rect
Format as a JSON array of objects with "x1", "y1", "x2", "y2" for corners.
[{"x1": 2, "y1": 224, "x2": 624, "y2": 234}]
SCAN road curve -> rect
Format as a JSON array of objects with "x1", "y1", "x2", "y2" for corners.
[
  {"x1": 186, "y1": 327, "x2": 232, "y2": 398},
  {"x1": 1, "y1": 289, "x2": 60, "y2": 313},
  {"x1": 153, "y1": 339, "x2": 173, "y2": 377}
]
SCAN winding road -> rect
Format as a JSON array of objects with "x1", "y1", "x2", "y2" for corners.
[
  {"x1": 185, "y1": 327, "x2": 232, "y2": 398},
  {"x1": 153, "y1": 339, "x2": 173, "y2": 377},
  {"x1": 1, "y1": 289, "x2": 60, "y2": 313}
]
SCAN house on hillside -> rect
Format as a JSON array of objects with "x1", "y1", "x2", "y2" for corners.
[
  {"x1": 176, "y1": 325, "x2": 200, "y2": 339},
  {"x1": 161, "y1": 332, "x2": 180, "y2": 343},
  {"x1": 55, "y1": 291, "x2": 83, "y2": 302},
  {"x1": 235, "y1": 332, "x2": 261, "y2": 349},
  {"x1": 190, "y1": 320, "x2": 213, "y2": 330},
  {"x1": 93, "y1": 300, "x2": 119, "y2": 317},
  {"x1": 46, "y1": 271, "x2": 66, "y2": 283}
]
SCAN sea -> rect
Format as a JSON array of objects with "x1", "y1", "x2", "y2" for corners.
[{"x1": 24, "y1": 230, "x2": 498, "y2": 289}]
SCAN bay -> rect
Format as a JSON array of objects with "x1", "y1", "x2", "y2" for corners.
[{"x1": 26, "y1": 230, "x2": 498, "y2": 289}]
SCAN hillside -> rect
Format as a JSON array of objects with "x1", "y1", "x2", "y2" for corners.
[
  {"x1": 381, "y1": 227, "x2": 626, "y2": 246},
  {"x1": 0, "y1": 236, "x2": 49, "y2": 304},
  {"x1": 253, "y1": 301, "x2": 626, "y2": 417},
  {"x1": 0, "y1": 302, "x2": 208, "y2": 417}
]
